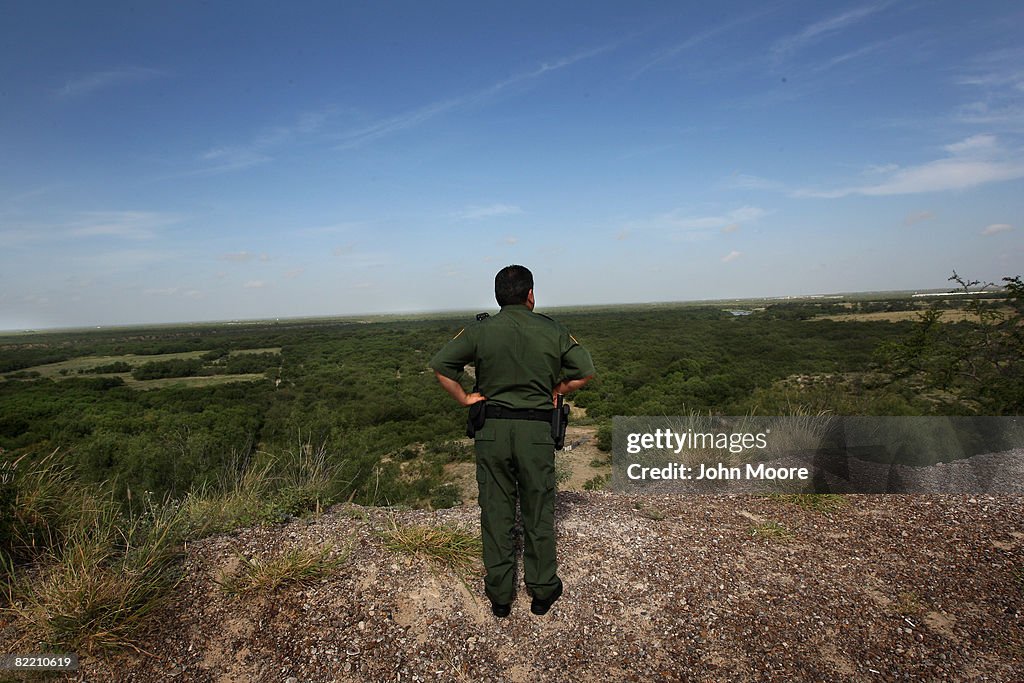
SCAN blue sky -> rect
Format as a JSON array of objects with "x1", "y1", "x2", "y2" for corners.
[{"x1": 1, "y1": 1, "x2": 1022, "y2": 329}]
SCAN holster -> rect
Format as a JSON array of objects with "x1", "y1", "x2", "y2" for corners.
[
  {"x1": 551, "y1": 395, "x2": 571, "y2": 450},
  {"x1": 467, "y1": 400, "x2": 487, "y2": 438}
]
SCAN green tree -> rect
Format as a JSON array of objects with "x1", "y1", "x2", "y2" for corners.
[{"x1": 878, "y1": 272, "x2": 1023, "y2": 414}]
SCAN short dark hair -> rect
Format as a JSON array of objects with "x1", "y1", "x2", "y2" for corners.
[{"x1": 494, "y1": 265, "x2": 533, "y2": 306}]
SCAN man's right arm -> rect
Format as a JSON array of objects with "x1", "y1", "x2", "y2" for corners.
[{"x1": 434, "y1": 371, "x2": 486, "y2": 407}]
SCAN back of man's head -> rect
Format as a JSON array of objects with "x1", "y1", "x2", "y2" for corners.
[{"x1": 494, "y1": 265, "x2": 533, "y2": 306}]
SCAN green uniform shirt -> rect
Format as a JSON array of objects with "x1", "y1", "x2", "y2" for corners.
[{"x1": 430, "y1": 304, "x2": 596, "y2": 410}]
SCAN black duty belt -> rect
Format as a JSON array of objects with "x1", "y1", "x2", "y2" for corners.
[{"x1": 484, "y1": 405, "x2": 554, "y2": 422}]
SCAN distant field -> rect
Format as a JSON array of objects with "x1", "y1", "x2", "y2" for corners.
[
  {"x1": 815, "y1": 309, "x2": 1009, "y2": 323},
  {"x1": 2, "y1": 347, "x2": 281, "y2": 387},
  {"x1": 12, "y1": 350, "x2": 209, "y2": 378},
  {"x1": 120, "y1": 373, "x2": 269, "y2": 390}
]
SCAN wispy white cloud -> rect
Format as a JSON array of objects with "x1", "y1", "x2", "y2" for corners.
[
  {"x1": 196, "y1": 147, "x2": 271, "y2": 174},
  {"x1": 955, "y1": 48, "x2": 1024, "y2": 90},
  {"x1": 67, "y1": 211, "x2": 176, "y2": 239},
  {"x1": 771, "y1": 3, "x2": 889, "y2": 63},
  {"x1": 633, "y1": 7, "x2": 774, "y2": 78},
  {"x1": 56, "y1": 66, "x2": 166, "y2": 98},
  {"x1": 186, "y1": 108, "x2": 336, "y2": 175},
  {"x1": 296, "y1": 221, "x2": 369, "y2": 236},
  {"x1": 944, "y1": 134, "x2": 997, "y2": 155},
  {"x1": 624, "y1": 206, "x2": 767, "y2": 241},
  {"x1": 667, "y1": 206, "x2": 767, "y2": 230},
  {"x1": 981, "y1": 223, "x2": 1013, "y2": 236},
  {"x1": 453, "y1": 203, "x2": 523, "y2": 220},
  {"x1": 502, "y1": 236, "x2": 519, "y2": 246},
  {"x1": 803, "y1": 34, "x2": 915, "y2": 77},
  {"x1": 903, "y1": 210, "x2": 935, "y2": 226},
  {"x1": 143, "y1": 287, "x2": 180, "y2": 296},
  {"x1": 721, "y1": 250, "x2": 742, "y2": 263},
  {"x1": 220, "y1": 251, "x2": 255, "y2": 263},
  {"x1": 953, "y1": 48, "x2": 1024, "y2": 129},
  {"x1": 955, "y1": 101, "x2": 1024, "y2": 127},
  {"x1": 724, "y1": 173, "x2": 786, "y2": 191},
  {"x1": 73, "y1": 248, "x2": 173, "y2": 271},
  {"x1": 332, "y1": 247, "x2": 393, "y2": 269},
  {"x1": 793, "y1": 135, "x2": 1024, "y2": 198},
  {"x1": 243, "y1": 280, "x2": 266, "y2": 289},
  {"x1": 335, "y1": 43, "x2": 619, "y2": 150}
]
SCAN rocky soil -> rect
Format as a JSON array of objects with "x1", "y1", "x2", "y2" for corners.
[{"x1": 11, "y1": 488, "x2": 1023, "y2": 682}]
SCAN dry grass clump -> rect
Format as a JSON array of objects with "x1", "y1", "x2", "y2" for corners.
[
  {"x1": 379, "y1": 521, "x2": 482, "y2": 575},
  {"x1": 750, "y1": 521, "x2": 793, "y2": 540},
  {"x1": 217, "y1": 544, "x2": 350, "y2": 594}
]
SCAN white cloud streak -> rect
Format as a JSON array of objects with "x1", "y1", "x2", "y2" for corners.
[
  {"x1": 981, "y1": 223, "x2": 1013, "y2": 236},
  {"x1": 953, "y1": 48, "x2": 1024, "y2": 129},
  {"x1": 625, "y1": 206, "x2": 767, "y2": 240},
  {"x1": 633, "y1": 7, "x2": 774, "y2": 78},
  {"x1": 56, "y1": 67, "x2": 166, "y2": 98},
  {"x1": 771, "y1": 3, "x2": 889, "y2": 63},
  {"x1": 67, "y1": 211, "x2": 176, "y2": 239},
  {"x1": 903, "y1": 211, "x2": 935, "y2": 226},
  {"x1": 452, "y1": 204, "x2": 523, "y2": 220},
  {"x1": 221, "y1": 251, "x2": 255, "y2": 263},
  {"x1": 725, "y1": 173, "x2": 786, "y2": 191},
  {"x1": 665, "y1": 206, "x2": 767, "y2": 230},
  {"x1": 186, "y1": 108, "x2": 336, "y2": 176},
  {"x1": 794, "y1": 135, "x2": 1024, "y2": 198},
  {"x1": 335, "y1": 43, "x2": 618, "y2": 150}
]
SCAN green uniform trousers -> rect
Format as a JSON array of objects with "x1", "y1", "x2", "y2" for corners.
[{"x1": 474, "y1": 417, "x2": 561, "y2": 605}]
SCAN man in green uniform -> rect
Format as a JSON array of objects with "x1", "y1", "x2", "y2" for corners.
[{"x1": 430, "y1": 265, "x2": 595, "y2": 618}]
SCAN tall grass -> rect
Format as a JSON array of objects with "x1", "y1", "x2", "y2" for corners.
[
  {"x1": 2, "y1": 435, "x2": 353, "y2": 654},
  {"x1": 4, "y1": 458, "x2": 184, "y2": 653},
  {"x1": 1, "y1": 450, "x2": 89, "y2": 566},
  {"x1": 180, "y1": 435, "x2": 351, "y2": 537}
]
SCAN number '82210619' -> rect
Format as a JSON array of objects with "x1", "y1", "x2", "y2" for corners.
[{"x1": 0, "y1": 654, "x2": 79, "y2": 670}]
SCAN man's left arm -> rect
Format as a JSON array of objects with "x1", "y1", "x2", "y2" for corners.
[{"x1": 553, "y1": 330, "x2": 596, "y2": 398}]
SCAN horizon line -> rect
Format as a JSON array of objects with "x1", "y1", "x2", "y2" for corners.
[{"x1": 0, "y1": 284, "x2": 978, "y2": 335}]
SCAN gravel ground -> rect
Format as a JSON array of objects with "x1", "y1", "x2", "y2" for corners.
[{"x1": 9, "y1": 492, "x2": 1024, "y2": 682}]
